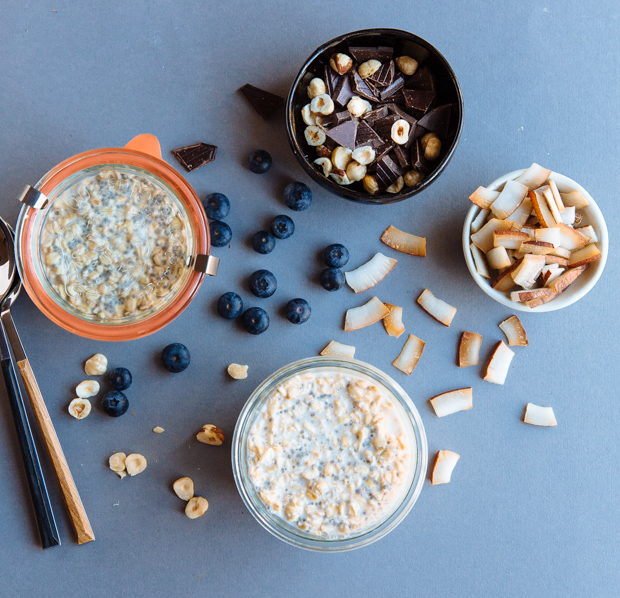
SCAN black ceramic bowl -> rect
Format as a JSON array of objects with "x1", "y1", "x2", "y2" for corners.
[{"x1": 286, "y1": 29, "x2": 464, "y2": 205}]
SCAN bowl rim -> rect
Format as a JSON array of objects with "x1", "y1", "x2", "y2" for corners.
[
  {"x1": 462, "y1": 168, "x2": 609, "y2": 312},
  {"x1": 285, "y1": 27, "x2": 464, "y2": 205},
  {"x1": 231, "y1": 356, "x2": 428, "y2": 552}
]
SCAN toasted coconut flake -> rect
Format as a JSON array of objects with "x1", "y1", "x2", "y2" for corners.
[
  {"x1": 534, "y1": 227, "x2": 561, "y2": 247},
  {"x1": 320, "y1": 340, "x2": 356, "y2": 359},
  {"x1": 499, "y1": 315, "x2": 528, "y2": 346},
  {"x1": 380, "y1": 225, "x2": 426, "y2": 257},
  {"x1": 483, "y1": 341, "x2": 515, "y2": 385},
  {"x1": 526, "y1": 291, "x2": 558, "y2": 308},
  {"x1": 524, "y1": 403, "x2": 557, "y2": 427},
  {"x1": 491, "y1": 258, "x2": 522, "y2": 292},
  {"x1": 417, "y1": 289, "x2": 457, "y2": 327},
  {"x1": 542, "y1": 186, "x2": 563, "y2": 225},
  {"x1": 574, "y1": 211, "x2": 584, "y2": 226},
  {"x1": 471, "y1": 209, "x2": 491, "y2": 234},
  {"x1": 493, "y1": 229, "x2": 530, "y2": 250},
  {"x1": 514, "y1": 163, "x2": 552, "y2": 190},
  {"x1": 548, "y1": 246, "x2": 571, "y2": 258},
  {"x1": 560, "y1": 206, "x2": 576, "y2": 225},
  {"x1": 521, "y1": 225, "x2": 537, "y2": 239},
  {"x1": 511, "y1": 254, "x2": 545, "y2": 289},
  {"x1": 470, "y1": 243, "x2": 490, "y2": 279},
  {"x1": 344, "y1": 297, "x2": 390, "y2": 331},
  {"x1": 469, "y1": 187, "x2": 499, "y2": 209},
  {"x1": 568, "y1": 244, "x2": 601, "y2": 268},
  {"x1": 490, "y1": 180, "x2": 528, "y2": 219},
  {"x1": 543, "y1": 267, "x2": 565, "y2": 286},
  {"x1": 508, "y1": 196, "x2": 533, "y2": 230},
  {"x1": 471, "y1": 218, "x2": 515, "y2": 253},
  {"x1": 459, "y1": 331, "x2": 482, "y2": 367},
  {"x1": 431, "y1": 450, "x2": 460, "y2": 485},
  {"x1": 545, "y1": 254, "x2": 569, "y2": 267},
  {"x1": 549, "y1": 264, "x2": 587, "y2": 293},
  {"x1": 560, "y1": 190, "x2": 589, "y2": 209},
  {"x1": 529, "y1": 190, "x2": 558, "y2": 228},
  {"x1": 547, "y1": 179, "x2": 565, "y2": 213},
  {"x1": 430, "y1": 388, "x2": 473, "y2": 417},
  {"x1": 345, "y1": 253, "x2": 397, "y2": 293},
  {"x1": 555, "y1": 223, "x2": 589, "y2": 250},
  {"x1": 485, "y1": 246, "x2": 511, "y2": 270},
  {"x1": 383, "y1": 303, "x2": 405, "y2": 338},
  {"x1": 518, "y1": 240, "x2": 555, "y2": 255},
  {"x1": 575, "y1": 225, "x2": 598, "y2": 244},
  {"x1": 392, "y1": 334, "x2": 425, "y2": 375},
  {"x1": 510, "y1": 288, "x2": 554, "y2": 303}
]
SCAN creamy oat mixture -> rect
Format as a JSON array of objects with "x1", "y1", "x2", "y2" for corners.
[
  {"x1": 39, "y1": 168, "x2": 190, "y2": 320},
  {"x1": 247, "y1": 369, "x2": 413, "y2": 539}
]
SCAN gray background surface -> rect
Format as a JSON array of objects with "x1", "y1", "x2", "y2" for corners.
[{"x1": 0, "y1": 1, "x2": 618, "y2": 596}]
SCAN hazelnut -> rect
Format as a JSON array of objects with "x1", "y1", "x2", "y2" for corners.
[
  {"x1": 310, "y1": 94, "x2": 334, "y2": 115},
  {"x1": 386, "y1": 176, "x2": 404, "y2": 194},
  {"x1": 314, "y1": 157, "x2": 332, "y2": 177},
  {"x1": 404, "y1": 169, "x2": 425, "y2": 187},
  {"x1": 173, "y1": 477, "x2": 194, "y2": 501},
  {"x1": 227, "y1": 363, "x2": 248, "y2": 380},
  {"x1": 84, "y1": 353, "x2": 107, "y2": 376},
  {"x1": 329, "y1": 172, "x2": 353, "y2": 186},
  {"x1": 352, "y1": 146, "x2": 375, "y2": 166},
  {"x1": 301, "y1": 104, "x2": 317, "y2": 126},
  {"x1": 68, "y1": 398, "x2": 91, "y2": 420},
  {"x1": 346, "y1": 95, "x2": 370, "y2": 118},
  {"x1": 391, "y1": 119, "x2": 410, "y2": 145},
  {"x1": 304, "y1": 125, "x2": 326, "y2": 146},
  {"x1": 346, "y1": 161, "x2": 366, "y2": 182},
  {"x1": 358, "y1": 59, "x2": 382, "y2": 79},
  {"x1": 363, "y1": 174, "x2": 380, "y2": 195},
  {"x1": 315, "y1": 145, "x2": 332, "y2": 158},
  {"x1": 395, "y1": 56, "x2": 419, "y2": 76},
  {"x1": 76, "y1": 380, "x2": 100, "y2": 399},
  {"x1": 421, "y1": 132, "x2": 442, "y2": 161},
  {"x1": 185, "y1": 496, "x2": 209, "y2": 519},
  {"x1": 329, "y1": 53, "x2": 353, "y2": 75},
  {"x1": 331, "y1": 146, "x2": 353, "y2": 171},
  {"x1": 109, "y1": 452, "x2": 127, "y2": 473},
  {"x1": 125, "y1": 453, "x2": 147, "y2": 476},
  {"x1": 307, "y1": 77, "x2": 327, "y2": 99},
  {"x1": 153, "y1": 426, "x2": 165, "y2": 434},
  {"x1": 197, "y1": 424, "x2": 225, "y2": 446}
]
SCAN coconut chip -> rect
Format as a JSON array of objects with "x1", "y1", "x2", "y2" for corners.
[
  {"x1": 458, "y1": 331, "x2": 482, "y2": 367},
  {"x1": 524, "y1": 403, "x2": 557, "y2": 427},
  {"x1": 429, "y1": 388, "x2": 473, "y2": 417},
  {"x1": 392, "y1": 334, "x2": 425, "y2": 375},
  {"x1": 483, "y1": 341, "x2": 515, "y2": 385},
  {"x1": 344, "y1": 297, "x2": 390, "y2": 331},
  {"x1": 380, "y1": 225, "x2": 426, "y2": 257},
  {"x1": 431, "y1": 450, "x2": 460, "y2": 485},
  {"x1": 344, "y1": 253, "x2": 397, "y2": 293},
  {"x1": 320, "y1": 340, "x2": 356, "y2": 359},
  {"x1": 417, "y1": 289, "x2": 457, "y2": 327},
  {"x1": 499, "y1": 315, "x2": 528, "y2": 346},
  {"x1": 383, "y1": 303, "x2": 405, "y2": 338}
]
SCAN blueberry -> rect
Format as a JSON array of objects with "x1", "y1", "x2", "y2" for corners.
[
  {"x1": 320, "y1": 267, "x2": 345, "y2": 291},
  {"x1": 217, "y1": 292, "x2": 243, "y2": 319},
  {"x1": 161, "y1": 343, "x2": 191, "y2": 373},
  {"x1": 285, "y1": 298, "x2": 311, "y2": 324},
  {"x1": 249, "y1": 269, "x2": 277, "y2": 298},
  {"x1": 323, "y1": 244, "x2": 349, "y2": 268},
  {"x1": 209, "y1": 220, "x2": 232, "y2": 247},
  {"x1": 203, "y1": 192, "x2": 230, "y2": 220},
  {"x1": 101, "y1": 390, "x2": 129, "y2": 418},
  {"x1": 270, "y1": 215, "x2": 295, "y2": 239},
  {"x1": 283, "y1": 182, "x2": 312, "y2": 211},
  {"x1": 108, "y1": 367, "x2": 132, "y2": 391},
  {"x1": 248, "y1": 150, "x2": 272, "y2": 174},
  {"x1": 252, "y1": 230, "x2": 276, "y2": 254},
  {"x1": 241, "y1": 307, "x2": 270, "y2": 335}
]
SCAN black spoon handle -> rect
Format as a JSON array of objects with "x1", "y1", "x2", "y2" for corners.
[{"x1": 1, "y1": 356, "x2": 60, "y2": 548}]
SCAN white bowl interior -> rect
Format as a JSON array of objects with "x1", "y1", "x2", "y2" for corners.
[{"x1": 462, "y1": 169, "x2": 608, "y2": 312}]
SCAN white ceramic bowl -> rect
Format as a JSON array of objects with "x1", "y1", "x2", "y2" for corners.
[{"x1": 462, "y1": 169, "x2": 608, "y2": 312}]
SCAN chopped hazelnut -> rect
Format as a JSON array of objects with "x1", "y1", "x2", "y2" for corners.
[
  {"x1": 314, "y1": 157, "x2": 332, "y2": 176},
  {"x1": 68, "y1": 398, "x2": 91, "y2": 420},
  {"x1": 331, "y1": 146, "x2": 353, "y2": 170},
  {"x1": 301, "y1": 104, "x2": 317, "y2": 126},
  {"x1": 346, "y1": 161, "x2": 366, "y2": 182},
  {"x1": 173, "y1": 477, "x2": 194, "y2": 501},
  {"x1": 125, "y1": 453, "x2": 147, "y2": 476},
  {"x1": 196, "y1": 424, "x2": 225, "y2": 446},
  {"x1": 76, "y1": 380, "x2": 100, "y2": 399},
  {"x1": 391, "y1": 119, "x2": 410, "y2": 145},
  {"x1": 185, "y1": 496, "x2": 209, "y2": 519},
  {"x1": 352, "y1": 146, "x2": 375, "y2": 166},
  {"x1": 84, "y1": 353, "x2": 107, "y2": 376},
  {"x1": 304, "y1": 126, "x2": 326, "y2": 146},
  {"x1": 227, "y1": 363, "x2": 248, "y2": 380},
  {"x1": 310, "y1": 94, "x2": 334, "y2": 115}
]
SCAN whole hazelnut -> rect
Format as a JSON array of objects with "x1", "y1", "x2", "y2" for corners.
[
  {"x1": 363, "y1": 174, "x2": 380, "y2": 195},
  {"x1": 310, "y1": 94, "x2": 335, "y2": 115},
  {"x1": 346, "y1": 96, "x2": 370, "y2": 118},
  {"x1": 391, "y1": 119, "x2": 411, "y2": 145},
  {"x1": 301, "y1": 104, "x2": 317, "y2": 126},
  {"x1": 329, "y1": 53, "x2": 353, "y2": 75},
  {"x1": 395, "y1": 56, "x2": 419, "y2": 76},
  {"x1": 420, "y1": 133, "x2": 442, "y2": 161},
  {"x1": 358, "y1": 59, "x2": 382, "y2": 79},
  {"x1": 386, "y1": 176, "x2": 404, "y2": 194},
  {"x1": 331, "y1": 146, "x2": 353, "y2": 171},
  {"x1": 346, "y1": 161, "x2": 366, "y2": 182},
  {"x1": 307, "y1": 77, "x2": 327, "y2": 99},
  {"x1": 351, "y1": 146, "x2": 375, "y2": 166},
  {"x1": 404, "y1": 169, "x2": 424, "y2": 187}
]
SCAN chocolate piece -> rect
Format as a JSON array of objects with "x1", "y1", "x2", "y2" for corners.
[
  {"x1": 171, "y1": 143, "x2": 217, "y2": 172},
  {"x1": 375, "y1": 154, "x2": 401, "y2": 190},
  {"x1": 356, "y1": 120, "x2": 384, "y2": 148},
  {"x1": 316, "y1": 145, "x2": 332, "y2": 158},
  {"x1": 362, "y1": 106, "x2": 389, "y2": 125},
  {"x1": 403, "y1": 89, "x2": 435, "y2": 113},
  {"x1": 411, "y1": 139, "x2": 431, "y2": 173},
  {"x1": 406, "y1": 66, "x2": 435, "y2": 92},
  {"x1": 372, "y1": 114, "x2": 401, "y2": 140},
  {"x1": 350, "y1": 69, "x2": 378, "y2": 102},
  {"x1": 238, "y1": 84, "x2": 284, "y2": 120},
  {"x1": 333, "y1": 74, "x2": 355, "y2": 107},
  {"x1": 318, "y1": 110, "x2": 352, "y2": 130},
  {"x1": 325, "y1": 118, "x2": 358, "y2": 150},
  {"x1": 417, "y1": 104, "x2": 452, "y2": 138},
  {"x1": 325, "y1": 65, "x2": 340, "y2": 96},
  {"x1": 368, "y1": 60, "x2": 395, "y2": 88},
  {"x1": 392, "y1": 145, "x2": 411, "y2": 170},
  {"x1": 378, "y1": 75, "x2": 405, "y2": 101},
  {"x1": 348, "y1": 46, "x2": 394, "y2": 63}
]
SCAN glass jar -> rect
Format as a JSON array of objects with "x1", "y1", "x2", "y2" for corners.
[{"x1": 231, "y1": 356, "x2": 428, "y2": 552}]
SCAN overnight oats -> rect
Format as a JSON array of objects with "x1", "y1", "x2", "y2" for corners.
[
  {"x1": 237, "y1": 358, "x2": 427, "y2": 549},
  {"x1": 38, "y1": 167, "x2": 191, "y2": 321}
]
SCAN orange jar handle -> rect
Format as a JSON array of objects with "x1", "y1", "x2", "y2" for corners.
[{"x1": 124, "y1": 134, "x2": 162, "y2": 159}]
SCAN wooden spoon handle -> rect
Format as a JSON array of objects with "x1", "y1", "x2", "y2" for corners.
[{"x1": 17, "y1": 359, "x2": 95, "y2": 545}]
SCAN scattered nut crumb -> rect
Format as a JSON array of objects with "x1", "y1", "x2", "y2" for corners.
[
  {"x1": 76, "y1": 380, "x2": 100, "y2": 398},
  {"x1": 68, "y1": 398, "x2": 91, "y2": 420},
  {"x1": 227, "y1": 364, "x2": 248, "y2": 380},
  {"x1": 173, "y1": 477, "x2": 194, "y2": 501},
  {"x1": 125, "y1": 453, "x2": 147, "y2": 476},
  {"x1": 153, "y1": 426, "x2": 165, "y2": 434},
  {"x1": 185, "y1": 496, "x2": 209, "y2": 519},
  {"x1": 196, "y1": 424, "x2": 225, "y2": 446},
  {"x1": 84, "y1": 353, "x2": 108, "y2": 376}
]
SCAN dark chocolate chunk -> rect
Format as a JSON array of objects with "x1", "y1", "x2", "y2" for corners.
[
  {"x1": 375, "y1": 154, "x2": 401, "y2": 190},
  {"x1": 362, "y1": 106, "x2": 389, "y2": 125},
  {"x1": 317, "y1": 110, "x2": 352, "y2": 130},
  {"x1": 403, "y1": 89, "x2": 435, "y2": 113},
  {"x1": 333, "y1": 73, "x2": 355, "y2": 107},
  {"x1": 372, "y1": 114, "x2": 401, "y2": 140},
  {"x1": 368, "y1": 60, "x2": 395, "y2": 88},
  {"x1": 350, "y1": 69, "x2": 378, "y2": 101},
  {"x1": 238, "y1": 84, "x2": 284, "y2": 120},
  {"x1": 171, "y1": 143, "x2": 217, "y2": 172},
  {"x1": 325, "y1": 118, "x2": 358, "y2": 150},
  {"x1": 411, "y1": 139, "x2": 431, "y2": 173},
  {"x1": 356, "y1": 120, "x2": 384, "y2": 148},
  {"x1": 392, "y1": 145, "x2": 411, "y2": 170},
  {"x1": 348, "y1": 46, "x2": 394, "y2": 63},
  {"x1": 406, "y1": 66, "x2": 435, "y2": 92},
  {"x1": 417, "y1": 104, "x2": 452, "y2": 138},
  {"x1": 324, "y1": 65, "x2": 340, "y2": 96},
  {"x1": 378, "y1": 75, "x2": 405, "y2": 101}
]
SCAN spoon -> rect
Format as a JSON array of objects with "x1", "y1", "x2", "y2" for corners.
[
  {"x1": 0, "y1": 220, "x2": 95, "y2": 545},
  {"x1": 0, "y1": 218, "x2": 59, "y2": 548}
]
